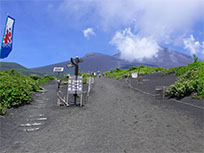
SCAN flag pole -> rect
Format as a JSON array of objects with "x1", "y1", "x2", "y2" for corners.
[
  {"x1": 0, "y1": 14, "x2": 8, "y2": 72},
  {"x1": 0, "y1": 13, "x2": 11, "y2": 71}
]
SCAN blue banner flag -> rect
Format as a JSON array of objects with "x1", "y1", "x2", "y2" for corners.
[{"x1": 0, "y1": 16, "x2": 15, "y2": 59}]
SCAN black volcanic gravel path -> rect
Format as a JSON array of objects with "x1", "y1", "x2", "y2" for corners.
[
  {"x1": 0, "y1": 78, "x2": 203, "y2": 153},
  {"x1": 128, "y1": 73, "x2": 204, "y2": 108},
  {"x1": 129, "y1": 73, "x2": 178, "y2": 95}
]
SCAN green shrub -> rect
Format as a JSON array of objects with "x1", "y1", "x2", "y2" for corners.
[
  {"x1": 0, "y1": 70, "x2": 41, "y2": 114},
  {"x1": 0, "y1": 70, "x2": 56, "y2": 115},
  {"x1": 78, "y1": 72, "x2": 93, "y2": 84},
  {"x1": 128, "y1": 66, "x2": 138, "y2": 71},
  {"x1": 105, "y1": 66, "x2": 166, "y2": 80},
  {"x1": 38, "y1": 75, "x2": 55, "y2": 84},
  {"x1": 115, "y1": 67, "x2": 121, "y2": 72},
  {"x1": 0, "y1": 102, "x2": 7, "y2": 115},
  {"x1": 30, "y1": 74, "x2": 41, "y2": 80},
  {"x1": 166, "y1": 61, "x2": 204, "y2": 99},
  {"x1": 193, "y1": 54, "x2": 198, "y2": 63}
]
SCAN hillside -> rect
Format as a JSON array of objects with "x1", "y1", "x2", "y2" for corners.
[
  {"x1": 32, "y1": 47, "x2": 193, "y2": 74},
  {"x1": 1, "y1": 47, "x2": 193, "y2": 75},
  {"x1": 114, "y1": 46, "x2": 193, "y2": 68},
  {"x1": 31, "y1": 52, "x2": 159, "y2": 74},
  {"x1": 166, "y1": 60, "x2": 204, "y2": 99},
  {"x1": 0, "y1": 62, "x2": 44, "y2": 76}
]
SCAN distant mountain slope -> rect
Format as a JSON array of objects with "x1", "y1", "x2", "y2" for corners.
[
  {"x1": 31, "y1": 52, "x2": 157, "y2": 74},
  {"x1": 0, "y1": 62, "x2": 44, "y2": 76},
  {"x1": 0, "y1": 62, "x2": 27, "y2": 69},
  {"x1": 31, "y1": 48, "x2": 193, "y2": 74},
  {"x1": 114, "y1": 46, "x2": 193, "y2": 68},
  {"x1": 31, "y1": 53, "x2": 123, "y2": 74},
  {"x1": 79, "y1": 52, "x2": 126, "y2": 72}
]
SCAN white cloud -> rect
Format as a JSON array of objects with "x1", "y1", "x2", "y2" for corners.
[
  {"x1": 59, "y1": 0, "x2": 202, "y2": 34},
  {"x1": 110, "y1": 28, "x2": 160, "y2": 62},
  {"x1": 183, "y1": 35, "x2": 204, "y2": 58},
  {"x1": 58, "y1": 0, "x2": 203, "y2": 60},
  {"x1": 83, "y1": 28, "x2": 95, "y2": 40}
]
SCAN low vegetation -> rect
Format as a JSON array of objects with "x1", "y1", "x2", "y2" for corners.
[
  {"x1": 78, "y1": 72, "x2": 94, "y2": 84},
  {"x1": 105, "y1": 65, "x2": 166, "y2": 80},
  {"x1": 166, "y1": 55, "x2": 204, "y2": 99},
  {"x1": 105, "y1": 56, "x2": 204, "y2": 100},
  {"x1": 37, "y1": 75, "x2": 55, "y2": 84},
  {"x1": 29, "y1": 74, "x2": 55, "y2": 84},
  {"x1": 1, "y1": 54, "x2": 203, "y2": 114},
  {"x1": 0, "y1": 70, "x2": 55, "y2": 115}
]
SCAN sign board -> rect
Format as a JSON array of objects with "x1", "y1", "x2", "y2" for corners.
[
  {"x1": 53, "y1": 67, "x2": 64, "y2": 73},
  {"x1": 66, "y1": 63, "x2": 74, "y2": 68},
  {"x1": 68, "y1": 76, "x2": 83, "y2": 94},
  {"x1": 71, "y1": 58, "x2": 78, "y2": 65},
  {"x1": 131, "y1": 72, "x2": 138, "y2": 79}
]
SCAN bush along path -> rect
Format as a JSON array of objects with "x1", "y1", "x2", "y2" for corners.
[
  {"x1": 166, "y1": 55, "x2": 204, "y2": 99},
  {"x1": 0, "y1": 69, "x2": 54, "y2": 115},
  {"x1": 105, "y1": 55, "x2": 204, "y2": 101},
  {"x1": 104, "y1": 65, "x2": 166, "y2": 80}
]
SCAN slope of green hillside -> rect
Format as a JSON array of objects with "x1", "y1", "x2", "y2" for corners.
[
  {"x1": 0, "y1": 70, "x2": 55, "y2": 115},
  {"x1": 0, "y1": 70, "x2": 40, "y2": 114},
  {"x1": 105, "y1": 56, "x2": 204, "y2": 99},
  {"x1": 166, "y1": 59, "x2": 204, "y2": 99},
  {"x1": 105, "y1": 65, "x2": 166, "y2": 79},
  {"x1": 0, "y1": 62, "x2": 44, "y2": 76},
  {"x1": 0, "y1": 62, "x2": 27, "y2": 69}
]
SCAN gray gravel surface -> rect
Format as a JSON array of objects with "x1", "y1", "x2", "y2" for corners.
[
  {"x1": 0, "y1": 78, "x2": 203, "y2": 153},
  {"x1": 129, "y1": 73, "x2": 178, "y2": 95},
  {"x1": 128, "y1": 73, "x2": 204, "y2": 107}
]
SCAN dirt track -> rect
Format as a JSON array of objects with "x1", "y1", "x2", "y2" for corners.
[{"x1": 0, "y1": 78, "x2": 203, "y2": 153}]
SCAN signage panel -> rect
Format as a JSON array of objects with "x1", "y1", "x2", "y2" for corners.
[
  {"x1": 68, "y1": 76, "x2": 83, "y2": 94},
  {"x1": 53, "y1": 67, "x2": 64, "y2": 72}
]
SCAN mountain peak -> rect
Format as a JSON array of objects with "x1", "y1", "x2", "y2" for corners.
[
  {"x1": 83, "y1": 52, "x2": 102, "y2": 58},
  {"x1": 32, "y1": 47, "x2": 193, "y2": 74}
]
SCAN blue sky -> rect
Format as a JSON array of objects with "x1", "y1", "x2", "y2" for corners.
[{"x1": 0, "y1": 0, "x2": 203, "y2": 68}]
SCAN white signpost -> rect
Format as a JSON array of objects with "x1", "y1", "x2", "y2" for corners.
[
  {"x1": 54, "y1": 67, "x2": 66, "y2": 106},
  {"x1": 131, "y1": 72, "x2": 138, "y2": 79},
  {"x1": 53, "y1": 67, "x2": 64, "y2": 73},
  {"x1": 87, "y1": 77, "x2": 94, "y2": 96},
  {"x1": 91, "y1": 77, "x2": 94, "y2": 84}
]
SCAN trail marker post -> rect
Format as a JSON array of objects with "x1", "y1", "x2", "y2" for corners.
[
  {"x1": 67, "y1": 56, "x2": 83, "y2": 106},
  {"x1": 53, "y1": 67, "x2": 67, "y2": 106},
  {"x1": 87, "y1": 77, "x2": 94, "y2": 96},
  {"x1": 155, "y1": 86, "x2": 168, "y2": 100},
  {"x1": 53, "y1": 67, "x2": 64, "y2": 77},
  {"x1": 131, "y1": 72, "x2": 138, "y2": 79}
]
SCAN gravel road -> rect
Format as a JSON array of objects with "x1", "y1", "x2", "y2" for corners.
[{"x1": 0, "y1": 78, "x2": 203, "y2": 153}]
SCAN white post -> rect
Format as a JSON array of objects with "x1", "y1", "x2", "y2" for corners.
[
  {"x1": 80, "y1": 94, "x2": 83, "y2": 107},
  {"x1": 66, "y1": 77, "x2": 69, "y2": 105},
  {"x1": 57, "y1": 96, "x2": 61, "y2": 106}
]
